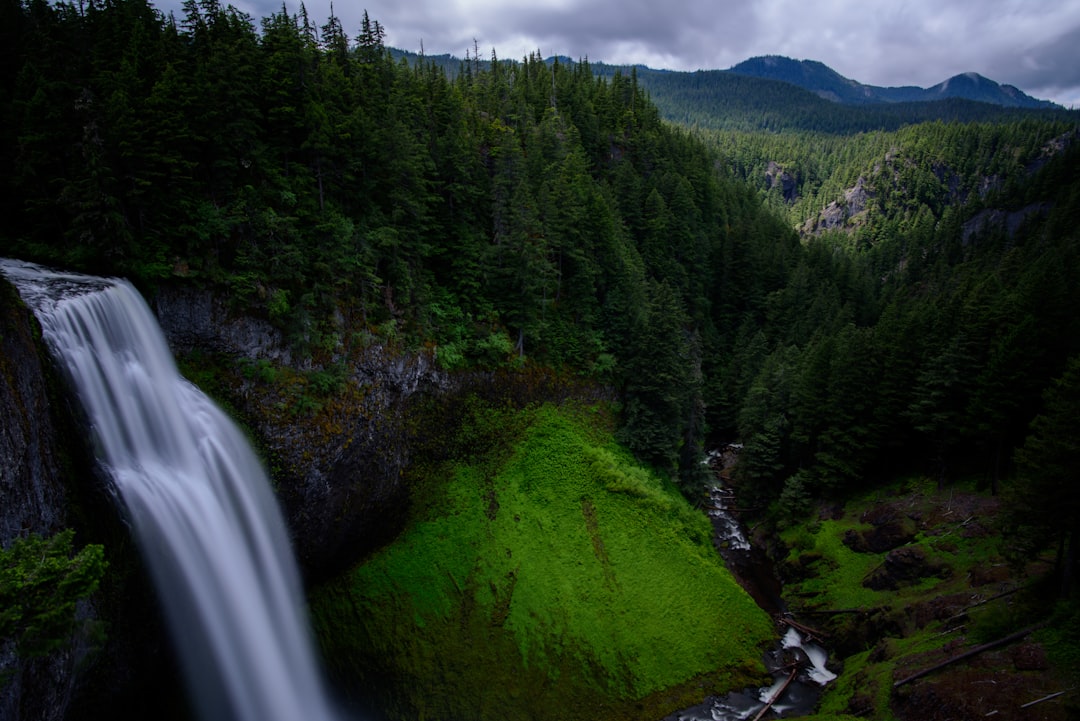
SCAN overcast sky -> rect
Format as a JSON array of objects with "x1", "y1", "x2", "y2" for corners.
[{"x1": 158, "y1": 0, "x2": 1080, "y2": 108}]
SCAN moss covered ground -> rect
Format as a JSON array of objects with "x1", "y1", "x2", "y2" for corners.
[
  {"x1": 772, "y1": 477, "x2": 1080, "y2": 721},
  {"x1": 310, "y1": 401, "x2": 774, "y2": 721}
]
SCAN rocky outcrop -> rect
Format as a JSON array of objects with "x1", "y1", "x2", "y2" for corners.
[
  {"x1": 803, "y1": 176, "x2": 873, "y2": 234},
  {"x1": 862, "y1": 545, "x2": 951, "y2": 591},
  {"x1": 1, "y1": 277, "x2": 198, "y2": 721},
  {"x1": 152, "y1": 283, "x2": 446, "y2": 580},
  {"x1": 250, "y1": 344, "x2": 442, "y2": 580},
  {"x1": 152, "y1": 283, "x2": 295, "y2": 365},
  {"x1": 1, "y1": 279, "x2": 81, "y2": 721},
  {"x1": 0, "y1": 282, "x2": 69, "y2": 542},
  {"x1": 765, "y1": 161, "x2": 798, "y2": 203},
  {"x1": 961, "y1": 202, "x2": 1050, "y2": 246}
]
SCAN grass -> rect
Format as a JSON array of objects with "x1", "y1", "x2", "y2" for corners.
[
  {"x1": 310, "y1": 402, "x2": 774, "y2": 721},
  {"x1": 781, "y1": 518, "x2": 885, "y2": 610},
  {"x1": 774, "y1": 476, "x2": 1069, "y2": 720}
]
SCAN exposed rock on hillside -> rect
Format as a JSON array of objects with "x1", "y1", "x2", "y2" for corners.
[
  {"x1": 863, "y1": 545, "x2": 951, "y2": 590},
  {"x1": 961, "y1": 203, "x2": 1051, "y2": 245},
  {"x1": 0, "y1": 281, "x2": 107, "y2": 721},
  {"x1": 765, "y1": 161, "x2": 799, "y2": 202},
  {"x1": 803, "y1": 176, "x2": 873, "y2": 234},
  {"x1": 0, "y1": 283, "x2": 68, "y2": 543},
  {"x1": 153, "y1": 283, "x2": 446, "y2": 579}
]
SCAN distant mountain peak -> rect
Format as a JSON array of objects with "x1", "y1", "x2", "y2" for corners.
[{"x1": 727, "y1": 56, "x2": 1059, "y2": 109}]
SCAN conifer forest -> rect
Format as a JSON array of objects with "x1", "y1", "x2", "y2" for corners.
[{"x1": 4, "y1": 1, "x2": 1080, "y2": 720}]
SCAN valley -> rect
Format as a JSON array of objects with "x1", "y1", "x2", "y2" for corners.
[{"x1": 2, "y1": 2, "x2": 1080, "y2": 720}]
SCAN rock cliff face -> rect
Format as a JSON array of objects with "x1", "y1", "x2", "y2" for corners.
[
  {"x1": 765, "y1": 161, "x2": 798, "y2": 202},
  {"x1": 2, "y1": 279, "x2": 75, "y2": 721},
  {"x1": 152, "y1": 283, "x2": 443, "y2": 580},
  {"x1": 0, "y1": 282, "x2": 68, "y2": 543},
  {"x1": 0, "y1": 280, "x2": 99, "y2": 721},
  {"x1": 1, "y1": 275, "x2": 447, "y2": 718},
  {"x1": 2, "y1": 277, "x2": 191, "y2": 721}
]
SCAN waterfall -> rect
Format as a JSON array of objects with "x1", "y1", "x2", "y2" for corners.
[{"x1": 1, "y1": 259, "x2": 342, "y2": 721}]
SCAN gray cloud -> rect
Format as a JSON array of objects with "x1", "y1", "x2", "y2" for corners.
[{"x1": 157, "y1": 0, "x2": 1080, "y2": 107}]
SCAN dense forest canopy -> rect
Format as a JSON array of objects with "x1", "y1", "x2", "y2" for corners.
[
  {"x1": 0, "y1": 0, "x2": 804, "y2": 490},
  {"x1": 4, "y1": 0, "x2": 1080, "y2": 567}
]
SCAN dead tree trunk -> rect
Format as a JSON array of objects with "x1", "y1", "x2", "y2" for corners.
[{"x1": 893, "y1": 622, "x2": 1049, "y2": 688}]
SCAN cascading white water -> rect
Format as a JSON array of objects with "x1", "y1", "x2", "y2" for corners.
[{"x1": 1, "y1": 259, "x2": 343, "y2": 721}]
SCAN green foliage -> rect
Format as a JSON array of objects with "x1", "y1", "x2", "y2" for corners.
[
  {"x1": 0, "y1": 1, "x2": 805, "y2": 474},
  {"x1": 1036, "y1": 601, "x2": 1080, "y2": 682},
  {"x1": 0, "y1": 530, "x2": 106, "y2": 660},
  {"x1": 6, "y1": 0, "x2": 1080, "y2": 540},
  {"x1": 1003, "y1": 354, "x2": 1080, "y2": 593},
  {"x1": 776, "y1": 482, "x2": 1045, "y2": 719},
  {"x1": 779, "y1": 518, "x2": 884, "y2": 610},
  {"x1": 311, "y1": 403, "x2": 772, "y2": 721}
]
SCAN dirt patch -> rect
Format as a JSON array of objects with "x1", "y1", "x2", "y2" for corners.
[
  {"x1": 911, "y1": 591, "x2": 970, "y2": 628},
  {"x1": 843, "y1": 517, "x2": 917, "y2": 553},
  {"x1": 863, "y1": 545, "x2": 951, "y2": 590},
  {"x1": 894, "y1": 663, "x2": 1067, "y2": 721}
]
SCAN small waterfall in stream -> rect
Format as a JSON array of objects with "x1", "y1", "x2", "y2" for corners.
[
  {"x1": 1, "y1": 259, "x2": 343, "y2": 721},
  {"x1": 664, "y1": 449, "x2": 836, "y2": 721}
]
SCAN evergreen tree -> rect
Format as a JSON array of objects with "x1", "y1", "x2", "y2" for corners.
[{"x1": 1006, "y1": 356, "x2": 1080, "y2": 596}]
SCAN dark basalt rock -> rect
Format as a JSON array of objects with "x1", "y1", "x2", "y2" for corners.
[
  {"x1": 0, "y1": 281, "x2": 68, "y2": 543},
  {"x1": 1, "y1": 277, "x2": 204, "y2": 721},
  {"x1": 152, "y1": 282, "x2": 444, "y2": 581},
  {"x1": 1, "y1": 279, "x2": 74, "y2": 721}
]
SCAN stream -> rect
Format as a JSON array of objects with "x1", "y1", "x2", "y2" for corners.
[{"x1": 664, "y1": 449, "x2": 836, "y2": 721}]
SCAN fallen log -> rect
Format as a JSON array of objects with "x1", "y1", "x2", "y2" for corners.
[
  {"x1": 944, "y1": 583, "x2": 1028, "y2": 626},
  {"x1": 1020, "y1": 690, "x2": 1068, "y2": 709},
  {"x1": 893, "y1": 621, "x2": 1050, "y2": 688},
  {"x1": 751, "y1": 668, "x2": 798, "y2": 721},
  {"x1": 780, "y1": 616, "x2": 829, "y2": 640},
  {"x1": 799, "y1": 607, "x2": 878, "y2": 616}
]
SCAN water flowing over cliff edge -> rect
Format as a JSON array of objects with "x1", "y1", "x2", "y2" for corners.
[{"x1": 1, "y1": 259, "x2": 345, "y2": 721}]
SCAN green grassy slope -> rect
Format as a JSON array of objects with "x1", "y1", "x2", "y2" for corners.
[{"x1": 311, "y1": 403, "x2": 773, "y2": 721}]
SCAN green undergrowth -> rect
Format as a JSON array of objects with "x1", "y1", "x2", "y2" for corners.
[
  {"x1": 778, "y1": 479, "x2": 1005, "y2": 611},
  {"x1": 310, "y1": 401, "x2": 773, "y2": 721},
  {"x1": 775, "y1": 477, "x2": 1064, "y2": 719}
]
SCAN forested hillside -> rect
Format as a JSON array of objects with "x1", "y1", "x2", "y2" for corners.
[
  {"x1": 726, "y1": 55, "x2": 1060, "y2": 109},
  {"x1": 1, "y1": 0, "x2": 802, "y2": 489},
  {"x1": 5, "y1": 0, "x2": 1080, "y2": 528},
  {"x1": 719, "y1": 122, "x2": 1080, "y2": 517},
  {"x1": 594, "y1": 63, "x2": 1078, "y2": 133}
]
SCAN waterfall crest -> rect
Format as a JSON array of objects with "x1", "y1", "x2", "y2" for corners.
[{"x1": 1, "y1": 259, "x2": 342, "y2": 721}]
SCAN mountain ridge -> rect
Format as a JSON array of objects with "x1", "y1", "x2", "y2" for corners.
[
  {"x1": 392, "y1": 48, "x2": 1063, "y2": 114},
  {"x1": 725, "y1": 55, "x2": 1059, "y2": 109}
]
